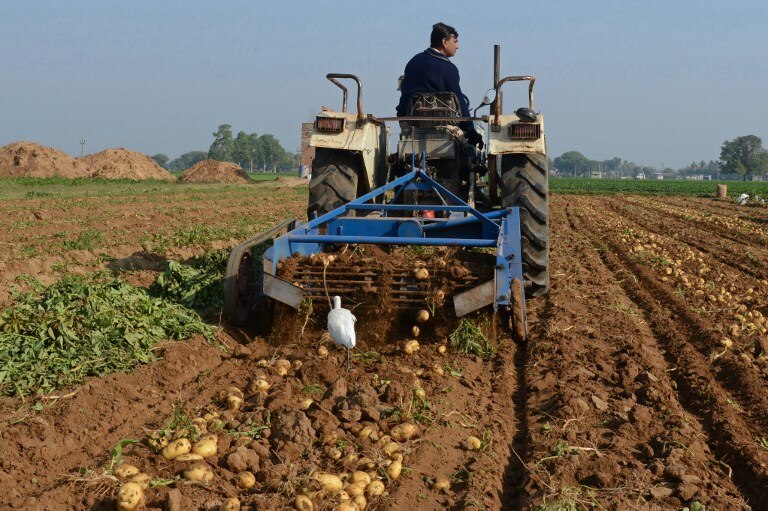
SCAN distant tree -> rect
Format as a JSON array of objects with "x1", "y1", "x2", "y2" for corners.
[
  {"x1": 259, "y1": 134, "x2": 284, "y2": 172},
  {"x1": 601, "y1": 157, "x2": 622, "y2": 177},
  {"x1": 720, "y1": 135, "x2": 768, "y2": 180},
  {"x1": 169, "y1": 151, "x2": 207, "y2": 171},
  {"x1": 554, "y1": 151, "x2": 593, "y2": 177},
  {"x1": 151, "y1": 153, "x2": 170, "y2": 169},
  {"x1": 209, "y1": 124, "x2": 235, "y2": 162},
  {"x1": 232, "y1": 131, "x2": 263, "y2": 172}
]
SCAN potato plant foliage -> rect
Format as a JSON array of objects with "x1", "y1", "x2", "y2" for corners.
[
  {"x1": 150, "y1": 249, "x2": 228, "y2": 310},
  {"x1": 0, "y1": 273, "x2": 214, "y2": 397}
]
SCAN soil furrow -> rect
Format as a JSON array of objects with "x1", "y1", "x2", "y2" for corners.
[
  {"x1": 568, "y1": 203, "x2": 768, "y2": 506},
  {"x1": 589, "y1": 197, "x2": 768, "y2": 432}
]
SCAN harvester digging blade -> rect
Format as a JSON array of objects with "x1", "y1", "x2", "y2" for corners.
[{"x1": 453, "y1": 280, "x2": 494, "y2": 317}]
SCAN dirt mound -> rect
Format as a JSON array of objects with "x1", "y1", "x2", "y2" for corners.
[
  {"x1": 80, "y1": 148, "x2": 176, "y2": 182},
  {"x1": 179, "y1": 159, "x2": 253, "y2": 184},
  {"x1": 0, "y1": 141, "x2": 90, "y2": 178}
]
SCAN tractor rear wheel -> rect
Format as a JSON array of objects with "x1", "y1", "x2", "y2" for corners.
[
  {"x1": 500, "y1": 153, "x2": 549, "y2": 297},
  {"x1": 307, "y1": 148, "x2": 360, "y2": 218}
]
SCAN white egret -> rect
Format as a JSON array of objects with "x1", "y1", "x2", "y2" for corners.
[{"x1": 327, "y1": 295, "x2": 356, "y2": 372}]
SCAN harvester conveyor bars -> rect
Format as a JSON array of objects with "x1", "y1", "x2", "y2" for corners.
[{"x1": 262, "y1": 168, "x2": 527, "y2": 324}]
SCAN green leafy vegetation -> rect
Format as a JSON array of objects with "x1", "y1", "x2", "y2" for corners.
[
  {"x1": 0, "y1": 273, "x2": 215, "y2": 397},
  {"x1": 150, "y1": 249, "x2": 228, "y2": 309},
  {"x1": 449, "y1": 318, "x2": 494, "y2": 360},
  {"x1": 550, "y1": 177, "x2": 768, "y2": 196}
]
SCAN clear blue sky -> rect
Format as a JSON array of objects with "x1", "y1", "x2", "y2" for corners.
[{"x1": 1, "y1": 1, "x2": 766, "y2": 169}]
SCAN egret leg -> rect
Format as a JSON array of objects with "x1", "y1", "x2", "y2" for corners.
[{"x1": 346, "y1": 347, "x2": 350, "y2": 374}]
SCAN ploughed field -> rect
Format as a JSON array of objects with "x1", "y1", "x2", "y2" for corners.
[{"x1": 2, "y1": 180, "x2": 768, "y2": 511}]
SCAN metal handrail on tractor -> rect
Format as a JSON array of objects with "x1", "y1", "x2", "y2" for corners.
[
  {"x1": 326, "y1": 73, "x2": 363, "y2": 121},
  {"x1": 493, "y1": 75, "x2": 535, "y2": 128}
]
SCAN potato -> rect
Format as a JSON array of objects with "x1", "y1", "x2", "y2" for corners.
[
  {"x1": 227, "y1": 386, "x2": 244, "y2": 399},
  {"x1": 343, "y1": 452, "x2": 359, "y2": 464},
  {"x1": 403, "y1": 339, "x2": 420, "y2": 355},
  {"x1": 191, "y1": 417, "x2": 208, "y2": 435},
  {"x1": 161, "y1": 438, "x2": 192, "y2": 460},
  {"x1": 344, "y1": 481, "x2": 367, "y2": 497},
  {"x1": 720, "y1": 338, "x2": 734, "y2": 349},
  {"x1": 295, "y1": 495, "x2": 314, "y2": 511},
  {"x1": 317, "y1": 345, "x2": 330, "y2": 358},
  {"x1": 326, "y1": 447, "x2": 342, "y2": 461},
  {"x1": 220, "y1": 498, "x2": 241, "y2": 511},
  {"x1": 114, "y1": 464, "x2": 140, "y2": 479},
  {"x1": 192, "y1": 436, "x2": 218, "y2": 457},
  {"x1": 386, "y1": 460, "x2": 402, "y2": 480},
  {"x1": 437, "y1": 345, "x2": 447, "y2": 355},
  {"x1": 183, "y1": 464, "x2": 214, "y2": 483},
  {"x1": 381, "y1": 441, "x2": 401, "y2": 458},
  {"x1": 337, "y1": 490, "x2": 350, "y2": 501},
  {"x1": 227, "y1": 394, "x2": 243, "y2": 411},
  {"x1": 464, "y1": 435, "x2": 482, "y2": 451},
  {"x1": 129, "y1": 472, "x2": 151, "y2": 489},
  {"x1": 252, "y1": 379, "x2": 271, "y2": 393},
  {"x1": 174, "y1": 453, "x2": 204, "y2": 462},
  {"x1": 432, "y1": 363, "x2": 445, "y2": 376},
  {"x1": 292, "y1": 359, "x2": 304, "y2": 370},
  {"x1": 274, "y1": 358, "x2": 291, "y2": 376},
  {"x1": 350, "y1": 471, "x2": 371, "y2": 485},
  {"x1": 433, "y1": 476, "x2": 451, "y2": 493},
  {"x1": 300, "y1": 398, "x2": 314, "y2": 410},
  {"x1": 357, "y1": 457, "x2": 375, "y2": 470},
  {"x1": 147, "y1": 434, "x2": 168, "y2": 451},
  {"x1": 357, "y1": 426, "x2": 374, "y2": 439},
  {"x1": 416, "y1": 309, "x2": 430, "y2": 323},
  {"x1": 116, "y1": 482, "x2": 144, "y2": 511},
  {"x1": 313, "y1": 472, "x2": 343, "y2": 494},
  {"x1": 411, "y1": 325, "x2": 421, "y2": 337},
  {"x1": 237, "y1": 471, "x2": 256, "y2": 489},
  {"x1": 352, "y1": 494, "x2": 367, "y2": 510},
  {"x1": 334, "y1": 503, "x2": 357, "y2": 511},
  {"x1": 413, "y1": 387, "x2": 426, "y2": 400},
  {"x1": 413, "y1": 268, "x2": 429, "y2": 280},
  {"x1": 390, "y1": 422, "x2": 419, "y2": 442},
  {"x1": 366, "y1": 480, "x2": 385, "y2": 497}
]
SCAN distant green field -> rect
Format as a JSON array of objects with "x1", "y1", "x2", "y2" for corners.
[
  {"x1": 0, "y1": 172, "x2": 293, "y2": 200},
  {"x1": 550, "y1": 177, "x2": 768, "y2": 196}
]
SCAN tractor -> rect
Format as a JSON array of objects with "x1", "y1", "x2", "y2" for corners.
[{"x1": 224, "y1": 45, "x2": 548, "y2": 341}]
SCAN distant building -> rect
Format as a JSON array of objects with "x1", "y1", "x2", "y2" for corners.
[{"x1": 300, "y1": 122, "x2": 316, "y2": 168}]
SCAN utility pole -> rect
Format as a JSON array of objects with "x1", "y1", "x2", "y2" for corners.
[{"x1": 79, "y1": 138, "x2": 86, "y2": 157}]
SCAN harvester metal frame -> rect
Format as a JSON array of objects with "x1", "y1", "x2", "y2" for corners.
[{"x1": 225, "y1": 160, "x2": 528, "y2": 341}]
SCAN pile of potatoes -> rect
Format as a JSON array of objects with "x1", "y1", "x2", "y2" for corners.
[{"x1": 112, "y1": 354, "x2": 430, "y2": 511}]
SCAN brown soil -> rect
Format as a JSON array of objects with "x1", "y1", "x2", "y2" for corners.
[
  {"x1": 179, "y1": 160, "x2": 253, "y2": 184},
  {"x1": 272, "y1": 176, "x2": 310, "y2": 188},
  {"x1": 0, "y1": 141, "x2": 90, "y2": 178},
  {"x1": 3, "y1": 193, "x2": 768, "y2": 510},
  {"x1": 80, "y1": 148, "x2": 176, "y2": 182}
]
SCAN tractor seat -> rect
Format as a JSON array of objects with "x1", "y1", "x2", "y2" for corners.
[{"x1": 406, "y1": 92, "x2": 460, "y2": 128}]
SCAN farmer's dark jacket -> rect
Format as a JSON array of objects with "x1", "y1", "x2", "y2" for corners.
[{"x1": 396, "y1": 48, "x2": 480, "y2": 143}]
